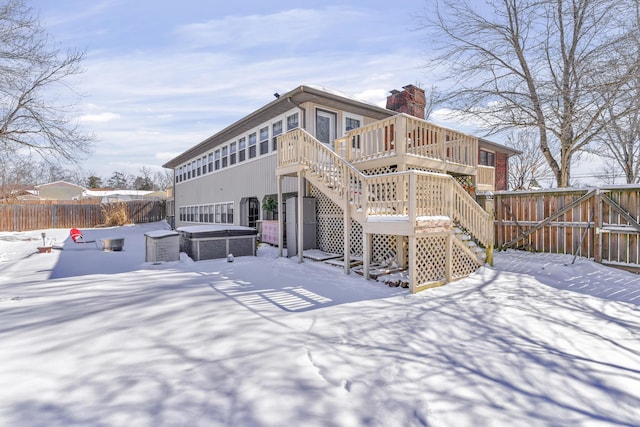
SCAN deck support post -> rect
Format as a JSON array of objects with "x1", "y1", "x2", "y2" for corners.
[
  {"x1": 297, "y1": 172, "x2": 304, "y2": 264},
  {"x1": 277, "y1": 176, "x2": 284, "y2": 258},
  {"x1": 344, "y1": 204, "x2": 351, "y2": 274},
  {"x1": 396, "y1": 237, "x2": 405, "y2": 269},
  {"x1": 409, "y1": 235, "x2": 417, "y2": 293},
  {"x1": 363, "y1": 232, "x2": 371, "y2": 280}
]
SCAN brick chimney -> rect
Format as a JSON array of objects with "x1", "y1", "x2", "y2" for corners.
[{"x1": 386, "y1": 84, "x2": 426, "y2": 119}]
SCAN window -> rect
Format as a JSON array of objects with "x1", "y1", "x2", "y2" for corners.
[
  {"x1": 346, "y1": 117, "x2": 361, "y2": 131},
  {"x1": 214, "y1": 149, "x2": 221, "y2": 170},
  {"x1": 208, "y1": 153, "x2": 213, "y2": 172},
  {"x1": 227, "y1": 203, "x2": 234, "y2": 224},
  {"x1": 287, "y1": 113, "x2": 299, "y2": 131},
  {"x1": 259, "y1": 126, "x2": 269, "y2": 155},
  {"x1": 176, "y1": 167, "x2": 181, "y2": 183},
  {"x1": 480, "y1": 150, "x2": 495, "y2": 167},
  {"x1": 192, "y1": 161, "x2": 196, "y2": 178},
  {"x1": 221, "y1": 204, "x2": 227, "y2": 223},
  {"x1": 202, "y1": 156, "x2": 207, "y2": 174},
  {"x1": 230, "y1": 142, "x2": 237, "y2": 165},
  {"x1": 215, "y1": 204, "x2": 221, "y2": 223},
  {"x1": 272, "y1": 120, "x2": 282, "y2": 151},
  {"x1": 249, "y1": 132, "x2": 257, "y2": 158},
  {"x1": 187, "y1": 163, "x2": 191, "y2": 180},
  {"x1": 222, "y1": 146, "x2": 228, "y2": 168},
  {"x1": 197, "y1": 158, "x2": 202, "y2": 176},
  {"x1": 239, "y1": 137, "x2": 246, "y2": 162}
]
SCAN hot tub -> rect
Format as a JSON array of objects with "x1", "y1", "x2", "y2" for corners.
[{"x1": 177, "y1": 225, "x2": 257, "y2": 261}]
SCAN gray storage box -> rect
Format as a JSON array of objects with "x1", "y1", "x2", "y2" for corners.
[{"x1": 145, "y1": 230, "x2": 179, "y2": 262}]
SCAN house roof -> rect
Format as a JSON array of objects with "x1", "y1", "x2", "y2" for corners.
[
  {"x1": 163, "y1": 84, "x2": 521, "y2": 168},
  {"x1": 163, "y1": 85, "x2": 393, "y2": 169},
  {"x1": 478, "y1": 138, "x2": 521, "y2": 157},
  {"x1": 35, "y1": 180, "x2": 84, "y2": 190}
]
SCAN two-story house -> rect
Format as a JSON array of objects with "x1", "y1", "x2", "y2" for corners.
[{"x1": 163, "y1": 84, "x2": 518, "y2": 292}]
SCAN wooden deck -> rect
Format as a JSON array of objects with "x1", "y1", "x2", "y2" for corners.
[{"x1": 275, "y1": 122, "x2": 494, "y2": 293}]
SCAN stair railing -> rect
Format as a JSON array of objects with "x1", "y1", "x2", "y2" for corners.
[
  {"x1": 450, "y1": 179, "x2": 494, "y2": 248},
  {"x1": 279, "y1": 129, "x2": 493, "y2": 247}
]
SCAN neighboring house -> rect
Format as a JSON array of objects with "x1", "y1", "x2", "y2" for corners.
[
  {"x1": 35, "y1": 181, "x2": 84, "y2": 201},
  {"x1": 84, "y1": 189, "x2": 161, "y2": 203},
  {"x1": 163, "y1": 84, "x2": 519, "y2": 292}
]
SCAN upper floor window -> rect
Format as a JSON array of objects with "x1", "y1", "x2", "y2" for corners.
[
  {"x1": 287, "y1": 113, "x2": 299, "y2": 131},
  {"x1": 208, "y1": 153, "x2": 213, "y2": 172},
  {"x1": 201, "y1": 156, "x2": 207, "y2": 174},
  {"x1": 196, "y1": 158, "x2": 202, "y2": 176},
  {"x1": 214, "y1": 149, "x2": 221, "y2": 170},
  {"x1": 222, "y1": 146, "x2": 228, "y2": 168},
  {"x1": 249, "y1": 132, "x2": 257, "y2": 158},
  {"x1": 272, "y1": 120, "x2": 282, "y2": 151},
  {"x1": 230, "y1": 142, "x2": 237, "y2": 165},
  {"x1": 480, "y1": 150, "x2": 495, "y2": 167},
  {"x1": 346, "y1": 117, "x2": 361, "y2": 131},
  {"x1": 239, "y1": 137, "x2": 246, "y2": 162},
  {"x1": 259, "y1": 126, "x2": 269, "y2": 155}
]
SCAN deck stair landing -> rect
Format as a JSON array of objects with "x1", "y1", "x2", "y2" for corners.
[{"x1": 277, "y1": 128, "x2": 494, "y2": 293}]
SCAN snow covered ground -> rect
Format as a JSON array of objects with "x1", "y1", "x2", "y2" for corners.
[{"x1": 1, "y1": 222, "x2": 639, "y2": 427}]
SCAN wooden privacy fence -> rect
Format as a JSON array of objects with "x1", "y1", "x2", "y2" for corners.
[
  {"x1": 0, "y1": 200, "x2": 166, "y2": 232},
  {"x1": 494, "y1": 186, "x2": 640, "y2": 271}
]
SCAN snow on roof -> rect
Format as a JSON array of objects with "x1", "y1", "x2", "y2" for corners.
[
  {"x1": 304, "y1": 84, "x2": 384, "y2": 109},
  {"x1": 84, "y1": 189, "x2": 155, "y2": 197},
  {"x1": 35, "y1": 180, "x2": 84, "y2": 189}
]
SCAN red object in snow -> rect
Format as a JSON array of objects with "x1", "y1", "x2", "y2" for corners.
[{"x1": 70, "y1": 228, "x2": 84, "y2": 243}]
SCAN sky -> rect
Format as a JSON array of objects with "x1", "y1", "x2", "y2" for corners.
[
  {"x1": 29, "y1": 0, "x2": 437, "y2": 180},
  {"x1": 1, "y1": 222, "x2": 639, "y2": 425}
]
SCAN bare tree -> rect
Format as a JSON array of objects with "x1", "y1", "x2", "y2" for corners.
[
  {"x1": 418, "y1": 0, "x2": 639, "y2": 187},
  {"x1": 588, "y1": 4, "x2": 640, "y2": 184},
  {"x1": 154, "y1": 169, "x2": 173, "y2": 191},
  {"x1": 0, "y1": 153, "x2": 35, "y2": 199},
  {"x1": 506, "y1": 130, "x2": 553, "y2": 190},
  {"x1": 133, "y1": 167, "x2": 155, "y2": 190},
  {"x1": 0, "y1": 0, "x2": 93, "y2": 168}
]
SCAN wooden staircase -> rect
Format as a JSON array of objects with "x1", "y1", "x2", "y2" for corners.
[{"x1": 276, "y1": 128, "x2": 493, "y2": 292}]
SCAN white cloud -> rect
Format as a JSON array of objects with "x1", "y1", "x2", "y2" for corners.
[
  {"x1": 79, "y1": 112, "x2": 121, "y2": 123},
  {"x1": 174, "y1": 7, "x2": 364, "y2": 50}
]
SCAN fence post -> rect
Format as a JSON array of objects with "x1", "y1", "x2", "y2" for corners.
[{"x1": 594, "y1": 190, "x2": 602, "y2": 263}]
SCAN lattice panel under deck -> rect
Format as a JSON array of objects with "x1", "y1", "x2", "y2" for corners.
[
  {"x1": 414, "y1": 235, "x2": 447, "y2": 285},
  {"x1": 310, "y1": 184, "x2": 363, "y2": 256},
  {"x1": 451, "y1": 240, "x2": 482, "y2": 280},
  {"x1": 371, "y1": 234, "x2": 397, "y2": 264},
  {"x1": 310, "y1": 185, "x2": 342, "y2": 254}
]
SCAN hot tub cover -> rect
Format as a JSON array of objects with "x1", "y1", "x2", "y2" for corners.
[{"x1": 177, "y1": 225, "x2": 257, "y2": 239}]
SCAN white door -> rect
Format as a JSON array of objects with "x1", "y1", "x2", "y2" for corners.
[{"x1": 316, "y1": 109, "x2": 337, "y2": 146}]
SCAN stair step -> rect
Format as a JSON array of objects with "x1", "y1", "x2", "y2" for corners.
[{"x1": 352, "y1": 264, "x2": 405, "y2": 279}]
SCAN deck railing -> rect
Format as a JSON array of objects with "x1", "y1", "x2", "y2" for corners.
[
  {"x1": 336, "y1": 113, "x2": 478, "y2": 168},
  {"x1": 476, "y1": 165, "x2": 495, "y2": 191},
  {"x1": 278, "y1": 128, "x2": 493, "y2": 247}
]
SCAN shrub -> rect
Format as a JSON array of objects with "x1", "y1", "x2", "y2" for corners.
[{"x1": 101, "y1": 202, "x2": 129, "y2": 226}]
